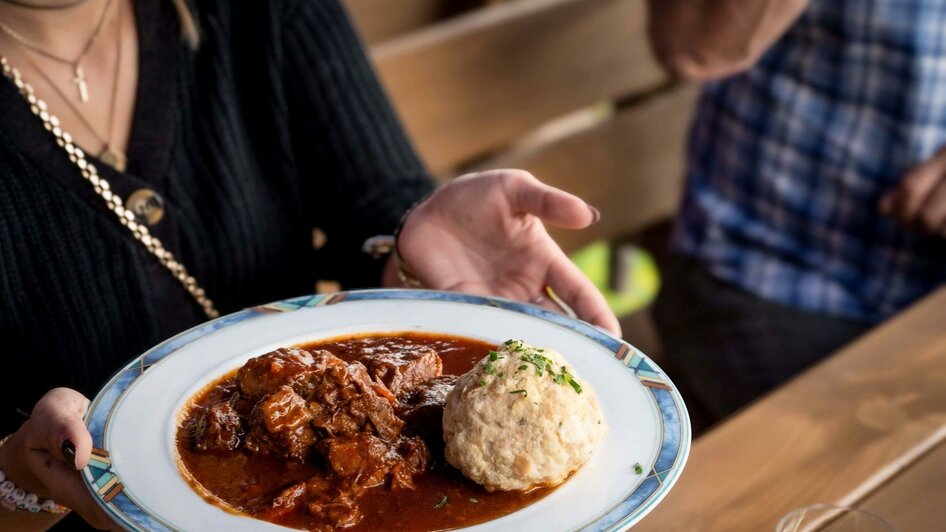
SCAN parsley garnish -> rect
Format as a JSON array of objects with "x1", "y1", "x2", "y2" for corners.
[{"x1": 434, "y1": 496, "x2": 449, "y2": 508}]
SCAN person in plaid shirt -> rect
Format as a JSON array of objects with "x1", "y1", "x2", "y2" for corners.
[{"x1": 647, "y1": 0, "x2": 946, "y2": 421}]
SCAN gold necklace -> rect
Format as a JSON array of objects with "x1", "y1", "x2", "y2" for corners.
[
  {"x1": 5, "y1": 0, "x2": 125, "y2": 170},
  {"x1": 0, "y1": 0, "x2": 111, "y2": 102},
  {"x1": 1, "y1": 56, "x2": 219, "y2": 319}
]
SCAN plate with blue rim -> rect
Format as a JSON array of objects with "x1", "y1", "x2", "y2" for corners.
[{"x1": 82, "y1": 289, "x2": 690, "y2": 531}]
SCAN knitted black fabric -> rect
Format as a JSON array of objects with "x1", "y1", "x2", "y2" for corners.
[{"x1": 0, "y1": 0, "x2": 433, "y2": 433}]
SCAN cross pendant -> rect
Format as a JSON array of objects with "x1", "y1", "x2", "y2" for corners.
[{"x1": 72, "y1": 65, "x2": 89, "y2": 103}]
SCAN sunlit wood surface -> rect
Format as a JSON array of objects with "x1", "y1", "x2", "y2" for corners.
[{"x1": 636, "y1": 287, "x2": 946, "y2": 531}]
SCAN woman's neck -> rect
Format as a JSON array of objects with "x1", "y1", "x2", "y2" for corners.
[{"x1": 0, "y1": 0, "x2": 108, "y2": 58}]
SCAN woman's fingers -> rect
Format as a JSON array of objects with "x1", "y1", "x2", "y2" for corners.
[
  {"x1": 28, "y1": 388, "x2": 93, "y2": 469},
  {"x1": 501, "y1": 170, "x2": 600, "y2": 230},
  {"x1": 547, "y1": 255, "x2": 622, "y2": 336},
  {"x1": 16, "y1": 388, "x2": 118, "y2": 530}
]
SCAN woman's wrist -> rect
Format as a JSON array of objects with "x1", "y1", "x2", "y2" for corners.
[
  {"x1": 366, "y1": 190, "x2": 434, "y2": 288},
  {"x1": 0, "y1": 432, "x2": 36, "y2": 493},
  {"x1": 392, "y1": 190, "x2": 438, "y2": 287},
  {"x1": 0, "y1": 430, "x2": 66, "y2": 512}
]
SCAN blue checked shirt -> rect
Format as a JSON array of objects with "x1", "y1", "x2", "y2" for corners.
[{"x1": 675, "y1": 0, "x2": 946, "y2": 323}]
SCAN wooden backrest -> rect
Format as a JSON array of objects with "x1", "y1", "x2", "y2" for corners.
[
  {"x1": 345, "y1": 0, "x2": 481, "y2": 45},
  {"x1": 345, "y1": 0, "x2": 696, "y2": 252},
  {"x1": 482, "y1": 86, "x2": 696, "y2": 251}
]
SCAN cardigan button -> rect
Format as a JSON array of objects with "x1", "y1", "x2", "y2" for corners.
[{"x1": 125, "y1": 189, "x2": 165, "y2": 226}]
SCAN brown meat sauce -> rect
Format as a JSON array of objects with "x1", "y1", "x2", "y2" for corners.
[{"x1": 176, "y1": 333, "x2": 554, "y2": 531}]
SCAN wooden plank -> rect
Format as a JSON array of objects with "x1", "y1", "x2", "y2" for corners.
[
  {"x1": 635, "y1": 287, "x2": 946, "y2": 531},
  {"x1": 373, "y1": 0, "x2": 665, "y2": 173},
  {"x1": 344, "y1": 0, "x2": 479, "y2": 45},
  {"x1": 853, "y1": 441, "x2": 946, "y2": 531},
  {"x1": 477, "y1": 85, "x2": 697, "y2": 252}
]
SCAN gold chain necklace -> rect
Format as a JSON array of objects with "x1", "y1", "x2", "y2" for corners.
[
  {"x1": 0, "y1": 0, "x2": 111, "y2": 102},
  {"x1": 8, "y1": 0, "x2": 124, "y2": 170},
  {"x1": 1, "y1": 56, "x2": 219, "y2": 319}
]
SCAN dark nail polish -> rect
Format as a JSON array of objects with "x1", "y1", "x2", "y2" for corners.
[
  {"x1": 61, "y1": 440, "x2": 76, "y2": 468},
  {"x1": 588, "y1": 204, "x2": 601, "y2": 224}
]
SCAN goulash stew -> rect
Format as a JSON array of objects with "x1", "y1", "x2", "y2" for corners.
[{"x1": 176, "y1": 333, "x2": 555, "y2": 531}]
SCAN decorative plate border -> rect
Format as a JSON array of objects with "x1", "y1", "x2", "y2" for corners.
[{"x1": 82, "y1": 289, "x2": 690, "y2": 531}]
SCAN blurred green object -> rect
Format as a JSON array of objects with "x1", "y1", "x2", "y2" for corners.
[{"x1": 570, "y1": 240, "x2": 660, "y2": 317}]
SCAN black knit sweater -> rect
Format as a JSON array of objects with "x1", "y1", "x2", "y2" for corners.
[{"x1": 0, "y1": 0, "x2": 433, "y2": 433}]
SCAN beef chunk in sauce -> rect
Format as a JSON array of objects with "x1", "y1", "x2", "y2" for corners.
[
  {"x1": 304, "y1": 354, "x2": 405, "y2": 442},
  {"x1": 193, "y1": 401, "x2": 243, "y2": 452},
  {"x1": 267, "y1": 477, "x2": 363, "y2": 531},
  {"x1": 238, "y1": 347, "x2": 322, "y2": 399},
  {"x1": 263, "y1": 433, "x2": 427, "y2": 529},
  {"x1": 359, "y1": 346, "x2": 443, "y2": 398},
  {"x1": 397, "y1": 375, "x2": 457, "y2": 448},
  {"x1": 186, "y1": 343, "x2": 443, "y2": 531},
  {"x1": 319, "y1": 433, "x2": 429, "y2": 493},
  {"x1": 321, "y1": 433, "x2": 397, "y2": 490},
  {"x1": 245, "y1": 385, "x2": 316, "y2": 460},
  {"x1": 389, "y1": 436, "x2": 430, "y2": 489}
]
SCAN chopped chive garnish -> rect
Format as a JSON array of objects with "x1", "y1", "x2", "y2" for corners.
[
  {"x1": 501, "y1": 344, "x2": 584, "y2": 394},
  {"x1": 634, "y1": 463, "x2": 643, "y2": 475},
  {"x1": 484, "y1": 362, "x2": 495, "y2": 375},
  {"x1": 510, "y1": 389, "x2": 528, "y2": 396},
  {"x1": 477, "y1": 379, "x2": 486, "y2": 388},
  {"x1": 566, "y1": 376, "x2": 583, "y2": 394},
  {"x1": 434, "y1": 496, "x2": 449, "y2": 508},
  {"x1": 489, "y1": 351, "x2": 499, "y2": 361}
]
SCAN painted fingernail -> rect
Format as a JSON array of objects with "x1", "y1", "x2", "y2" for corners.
[
  {"x1": 588, "y1": 204, "x2": 601, "y2": 224},
  {"x1": 61, "y1": 440, "x2": 77, "y2": 469}
]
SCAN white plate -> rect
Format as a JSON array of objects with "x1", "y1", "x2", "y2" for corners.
[{"x1": 82, "y1": 289, "x2": 690, "y2": 531}]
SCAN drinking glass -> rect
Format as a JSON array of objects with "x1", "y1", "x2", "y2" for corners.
[{"x1": 776, "y1": 504, "x2": 896, "y2": 532}]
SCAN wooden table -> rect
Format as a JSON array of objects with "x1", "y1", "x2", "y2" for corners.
[{"x1": 636, "y1": 287, "x2": 946, "y2": 531}]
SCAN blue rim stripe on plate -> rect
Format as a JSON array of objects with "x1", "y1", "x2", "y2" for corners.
[{"x1": 82, "y1": 289, "x2": 690, "y2": 531}]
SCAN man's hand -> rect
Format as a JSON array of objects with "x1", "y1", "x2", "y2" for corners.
[{"x1": 881, "y1": 146, "x2": 946, "y2": 237}]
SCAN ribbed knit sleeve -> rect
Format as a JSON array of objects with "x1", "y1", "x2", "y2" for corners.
[
  {"x1": 0, "y1": 0, "x2": 435, "y2": 441},
  {"x1": 280, "y1": 0, "x2": 435, "y2": 288}
]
